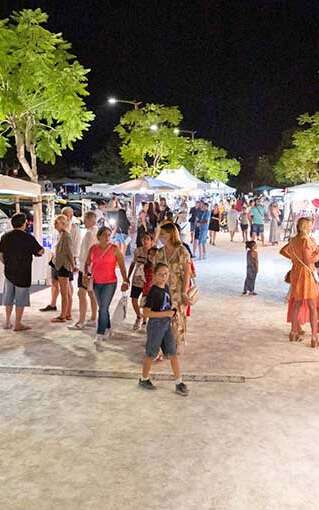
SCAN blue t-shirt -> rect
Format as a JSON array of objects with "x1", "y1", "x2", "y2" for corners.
[
  {"x1": 250, "y1": 206, "x2": 265, "y2": 225},
  {"x1": 199, "y1": 210, "x2": 210, "y2": 231}
]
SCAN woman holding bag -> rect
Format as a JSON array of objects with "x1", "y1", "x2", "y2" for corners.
[
  {"x1": 85, "y1": 226, "x2": 129, "y2": 348},
  {"x1": 155, "y1": 222, "x2": 191, "y2": 352},
  {"x1": 280, "y1": 217, "x2": 319, "y2": 347}
]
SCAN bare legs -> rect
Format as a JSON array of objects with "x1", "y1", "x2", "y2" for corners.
[
  {"x1": 5, "y1": 305, "x2": 30, "y2": 331},
  {"x1": 50, "y1": 278, "x2": 59, "y2": 307},
  {"x1": 291, "y1": 299, "x2": 318, "y2": 347},
  {"x1": 132, "y1": 297, "x2": 141, "y2": 319},
  {"x1": 52, "y1": 277, "x2": 70, "y2": 321},
  {"x1": 209, "y1": 231, "x2": 217, "y2": 245},
  {"x1": 142, "y1": 355, "x2": 181, "y2": 380}
]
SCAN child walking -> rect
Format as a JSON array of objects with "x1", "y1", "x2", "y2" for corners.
[
  {"x1": 243, "y1": 240, "x2": 258, "y2": 295},
  {"x1": 139, "y1": 263, "x2": 189, "y2": 396}
]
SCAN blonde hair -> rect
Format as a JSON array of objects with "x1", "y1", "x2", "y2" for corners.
[
  {"x1": 54, "y1": 214, "x2": 68, "y2": 228},
  {"x1": 296, "y1": 217, "x2": 312, "y2": 237},
  {"x1": 61, "y1": 206, "x2": 73, "y2": 217},
  {"x1": 84, "y1": 211, "x2": 97, "y2": 221},
  {"x1": 160, "y1": 222, "x2": 182, "y2": 247}
]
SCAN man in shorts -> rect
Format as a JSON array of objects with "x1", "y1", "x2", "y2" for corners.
[
  {"x1": 250, "y1": 199, "x2": 266, "y2": 246},
  {"x1": 0, "y1": 213, "x2": 43, "y2": 331}
]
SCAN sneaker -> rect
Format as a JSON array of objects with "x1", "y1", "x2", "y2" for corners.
[
  {"x1": 139, "y1": 378, "x2": 157, "y2": 390},
  {"x1": 133, "y1": 317, "x2": 143, "y2": 331},
  {"x1": 94, "y1": 334, "x2": 107, "y2": 351},
  {"x1": 249, "y1": 292, "x2": 258, "y2": 296},
  {"x1": 85, "y1": 320, "x2": 96, "y2": 328},
  {"x1": 102, "y1": 329, "x2": 112, "y2": 341},
  {"x1": 175, "y1": 382, "x2": 189, "y2": 397},
  {"x1": 242, "y1": 291, "x2": 248, "y2": 296},
  {"x1": 39, "y1": 305, "x2": 57, "y2": 312}
]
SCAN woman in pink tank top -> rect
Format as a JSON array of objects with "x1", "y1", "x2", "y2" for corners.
[{"x1": 85, "y1": 226, "x2": 129, "y2": 345}]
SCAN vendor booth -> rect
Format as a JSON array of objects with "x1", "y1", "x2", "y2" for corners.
[
  {"x1": 284, "y1": 182, "x2": 319, "y2": 239},
  {"x1": 0, "y1": 176, "x2": 53, "y2": 287},
  {"x1": 158, "y1": 167, "x2": 207, "y2": 192}
]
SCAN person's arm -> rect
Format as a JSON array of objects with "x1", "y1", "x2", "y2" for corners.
[
  {"x1": 182, "y1": 254, "x2": 192, "y2": 304},
  {"x1": 65, "y1": 233, "x2": 75, "y2": 271},
  {"x1": 143, "y1": 307, "x2": 175, "y2": 319},
  {"x1": 279, "y1": 243, "x2": 291, "y2": 260},
  {"x1": 128, "y1": 261, "x2": 135, "y2": 280},
  {"x1": 303, "y1": 240, "x2": 319, "y2": 266},
  {"x1": 115, "y1": 246, "x2": 129, "y2": 291},
  {"x1": 84, "y1": 245, "x2": 94, "y2": 274},
  {"x1": 31, "y1": 237, "x2": 44, "y2": 257}
]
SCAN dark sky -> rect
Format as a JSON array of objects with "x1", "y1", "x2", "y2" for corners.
[{"x1": 2, "y1": 0, "x2": 319, "y2": 164}]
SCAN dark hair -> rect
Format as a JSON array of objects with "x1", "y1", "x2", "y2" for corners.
[
  {"x1": 141, "y1": 231, "x2": 153, "y2": 241},
  {"x1": 97, "y1": 225, "x2": 112, "y2": 239},
  {"x1": 245, "y1": 240, "x2": 256, "y2": 250},
  {"x1": 154, "y1": 201, "x2": 160, "y2": 215},
  {"x1": 11, "y1": 212, "x2": 27, "y2": 229},
  {"x1": 154, "y1": 262, "x2": 169, "y2": 274},
  {"x1": 166, "y1": 211, "x2": 174, "y2": 221}
]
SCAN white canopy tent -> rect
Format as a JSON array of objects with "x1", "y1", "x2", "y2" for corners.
[
  {"x1": 208, "y1": 180, "x2": 236, "y2": 194},
  {"x1": 0, "y1": 175, "x2": 41, "y2": 197},
  {"x1": 287, "y1": 182, "x2": 319, "y2": 200},
  {"x1": 158, "y1": 167, "x2": 207, "y2": 191},
  {"x1": 106, "y1": 177, "x2": 180, "y2": 195}
]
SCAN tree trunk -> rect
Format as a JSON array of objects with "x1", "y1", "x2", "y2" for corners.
[{"x1": 15, "y1": 133, "x2": 43, "y2": 242}]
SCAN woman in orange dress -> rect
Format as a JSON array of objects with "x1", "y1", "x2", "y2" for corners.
[{"x1": 280, "y1": 217, "x2": 319, "y2": 347}]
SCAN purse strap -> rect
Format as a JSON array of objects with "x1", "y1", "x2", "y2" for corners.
[{"x1": 290, "y1": 245, "x2": 314, "y2": 275}]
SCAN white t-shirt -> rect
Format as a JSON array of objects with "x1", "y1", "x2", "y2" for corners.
[{"x1": 79, "y1": 226, "x2": 98, "y2": 272}]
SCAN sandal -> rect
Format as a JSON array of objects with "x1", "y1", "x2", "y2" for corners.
[
  {"x1": 311, "y1": 336, "x2": 318, "y2": 348},
  {"x1": 289, "y1": 332, "x2": 302, "y2": 342},
  {"x1": 51, "y1": 316, "x2": 66, "y2": 323}
]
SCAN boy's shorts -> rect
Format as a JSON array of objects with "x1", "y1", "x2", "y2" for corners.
[
  {"x1": 2, "y1": 277, "x2": 30, "y2": 307},
  {"x1": 146, "y1": 317, "x2": 177, "y2": 359},
  {"x1": 130, "y1": 285, "x2": 143, "y2": 299}
]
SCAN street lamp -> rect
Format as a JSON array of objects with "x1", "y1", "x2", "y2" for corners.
[
  {"x1": 174, "y1": 128, "x2": 197, "y2": 141},
  {"x1": 150, "y1": 124, "x2": 158, "y2": 132},
  {"x1": 107, "y1": 97, "x2": 142, "y2": 110}
]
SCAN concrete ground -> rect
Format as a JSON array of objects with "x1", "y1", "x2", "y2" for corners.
[{"x1": 1, "y1": 233, "x2": 319, "y2": 509}]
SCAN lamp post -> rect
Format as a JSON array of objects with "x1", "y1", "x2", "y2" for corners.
[
  {"x1": 107, "y1": 97, "x2": 142, "y2": 110},
  {"x1": 173, "y1": 128, "x2": 197, "y2": 141}
]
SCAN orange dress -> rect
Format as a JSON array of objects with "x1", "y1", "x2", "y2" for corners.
[{"x1": 281, "y1": 236, "x2": 319, "y2": 324}]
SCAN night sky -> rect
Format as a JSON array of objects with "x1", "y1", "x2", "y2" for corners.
[{"x1": 2, "y1": 0, "x2": 319, "y2": 166}]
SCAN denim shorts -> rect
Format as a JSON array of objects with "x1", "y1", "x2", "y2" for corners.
[
  {"x1": 145, "y1": 317, "x2": 177, "y2": 359},
  {"x1": 251, "y1": 224, "x2": 264, "y2": 235},
  {"x1": 2, "y1": 277, "x2": 30, "y2": 307}
]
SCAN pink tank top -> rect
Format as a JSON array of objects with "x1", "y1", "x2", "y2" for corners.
[{"x1": 91, "y1": 244, "x2": 117, "y2": 284}]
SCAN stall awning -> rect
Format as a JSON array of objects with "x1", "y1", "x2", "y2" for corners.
[{"x1": 0, "y1": 175, "x2": 41, "y2": 198}]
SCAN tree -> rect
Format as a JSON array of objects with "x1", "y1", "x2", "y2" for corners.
[
  {"x1": 183, "y1": 138, "x2": 240, "y2": 182},
  {"x1": 274, "y1": 113, "x2": 319, "y2": 184},
  {"x1": 92, "y1": 136, "x2": 130, "y2": 184},
  {"x1": 255, "y1": 155, "x2": 278, "y2": 186},
  {"x1": 115, "y1": 103, "x2": 188, "y2": 177},
  {"x1": 0, "y1": 9, "x2": 94, "y2": 183}
]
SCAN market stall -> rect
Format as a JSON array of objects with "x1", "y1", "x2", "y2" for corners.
[
  {"x1": 158, "y1": 166, "x2": 207, "y2": 193},
  {"x1": 284, "y1": 182, "x2": 319, "y2": 239},
  {"x1": 0, "y1": 176, "x2": 53, "y2": 288}
]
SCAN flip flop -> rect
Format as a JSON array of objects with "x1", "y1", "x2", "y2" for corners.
[{"x1": 51, "y1": 317, "x2": 66, "y2": 323}]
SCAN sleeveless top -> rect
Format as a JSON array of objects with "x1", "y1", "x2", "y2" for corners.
[{"x1": 90, "y1": 244, "x2": 117, "y2": 284}]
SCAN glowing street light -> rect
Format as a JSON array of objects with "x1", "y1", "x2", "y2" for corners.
[
  {"x1": 174, "y1": 128, "x2": 197, "y2": 141},
  {"x1": 107, "y1": 97, "x2": 142, "y2": 110},
  {"x1": 150, "y1": 124, "x2": 159, "y2": 132}
]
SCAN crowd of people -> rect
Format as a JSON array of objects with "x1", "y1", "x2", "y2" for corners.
[{"x1": 2, "y1": 192, "x2": 317, "y2": 395}]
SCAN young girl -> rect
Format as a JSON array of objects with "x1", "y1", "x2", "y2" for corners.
[
  {"x1": 128, "y1": 232, "x2": 154, "y2": 330},
  {"x1": 243, "y1": 240, "x2": 258, "y2": 295},
  {"x1": 239, "y1": 205, "x2": 249, "y2": 243}
]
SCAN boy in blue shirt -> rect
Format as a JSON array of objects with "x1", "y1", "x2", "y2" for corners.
[{"x1": 139, "y1": 262, "x2": 189, "y2": 396}]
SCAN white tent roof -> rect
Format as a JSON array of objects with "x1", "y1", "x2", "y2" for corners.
[
  {"x1": 0, "y1": 175, "x2": 41, "y2": 198},
  {"x1": 86, "y1": 183, "x2": 112, "y2": 195},
  {"x1": 287, "y1": 182, "x2": 319, "y2": 200},
  {"x1": 209, "y1": 180, "x2": 236, "y2": 193},
  {"x1": 158, "y1": 167, "x2": 207, "y2": 190},
  {"x1": 107, "y1": 177, "x2": 180, "y2": 195}
]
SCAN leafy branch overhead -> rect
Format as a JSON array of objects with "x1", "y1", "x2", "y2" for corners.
[
  {"x1": 274, "y1": 113, "x2": 319, "y2": 184},
  {"x1": 0, "y1": 8, "x2": 95, "y2": 181},
  {"x1": 115, "y1": 103, "x2": 240, "y2": 181}
]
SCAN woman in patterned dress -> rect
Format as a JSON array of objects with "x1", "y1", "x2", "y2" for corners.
[{"x1": 155, "y1": 223, "x2": 191, "y2": 350}]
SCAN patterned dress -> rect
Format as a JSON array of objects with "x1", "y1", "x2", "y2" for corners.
[{"x1": 155, "y1": 244, "x2": 191, "y2": 346}]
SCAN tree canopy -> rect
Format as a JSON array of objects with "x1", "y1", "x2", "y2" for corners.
[
  {"x1": 274, "y1": 113, "x2": 319, "y2": 184},
  {"x1": 115, "y1": 103, "x2": 188, "y2": 178},
  {"x1": 0, "y1": 8, "x2": 94, "y2": 182},
  {"x1": 183, "y1": 138, "x2": 240, "y2": 182},
  {"x1": 92, "y1": 136, "x2": 130, "y2": 184},
  {"x1": 115, "y1": 103, "x2": 239, "y2": 181}
]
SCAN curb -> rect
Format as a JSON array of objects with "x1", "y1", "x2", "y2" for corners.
[{"x1": 0, "y1": 365, "x2": 245, "y2": 383}]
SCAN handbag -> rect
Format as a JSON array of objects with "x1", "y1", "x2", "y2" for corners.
[
  {"x1": 284, "y1": 271, "x2": 291, "y2": 284},
  {"x1": 187, "y1": 278, "x2": 200, "y2": 305},
  {"x1": 111, "y1": 293, "x2": 128, "y2": 325}
]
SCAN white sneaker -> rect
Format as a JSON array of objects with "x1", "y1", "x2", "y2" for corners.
[
  {"x1": 85, "y1": 320, "x2": 96, "y2": 328},
  {"x1": 103, "y1": 329, "x2": 112, "y2": 341}
]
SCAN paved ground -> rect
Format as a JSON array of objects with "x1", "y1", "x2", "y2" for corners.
[
  {"x1": 2, "y1": 234, "x2": 319, "y2": 509},
  {"x1": 2, "y1": 364, "x2": 319, "y2": 510}
]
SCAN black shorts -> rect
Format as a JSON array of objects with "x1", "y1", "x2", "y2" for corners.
[
  {"x1": 240, "y1": 224, "x2": 249, "y2": 231},
  {"x1": 77, "y1": 271, "x2": 87, "y2": 289},
  {"x1": 194, "y1": 226, "x2": 200, "y2": 240},
  {"x1": 51, "y1": 266, "x2": 73, "y2": 281},
  {"x1": 130, "y1": 285, "x2": 143, "y2": 299}
]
